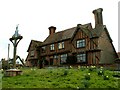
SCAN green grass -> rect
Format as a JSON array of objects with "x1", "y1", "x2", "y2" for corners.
[{"x1": 2, "y1": 67, "x2": 120, "y2": 88}]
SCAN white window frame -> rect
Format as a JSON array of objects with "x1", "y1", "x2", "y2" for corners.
[
  {"x1": 50, "y1": 44, "x2": 55, "y2": 50},
  {"x1": 77, "y1": 39, "x2": 85, "y2": 48},
  {"x1": 77, "y1": 53, "x2": 86, "y2": 63},
  {"x1": 30, "y1": 50, "x2": 35, "y2": 56},
  {"x1": 42, "y1": 46, "x2": 46, "y2": 52},
  {"x1": 58, "y1": 42, "x2": 64, "y2": 49},
  {"x1": 60, "y1": 54, "x2": 67, "y2": 63}
]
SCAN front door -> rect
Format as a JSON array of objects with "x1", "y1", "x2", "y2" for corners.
[{"x1": 50, "y1": 59, "x2": 53, "y2": 65}]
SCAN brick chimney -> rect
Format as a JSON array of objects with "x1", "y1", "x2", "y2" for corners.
[
  {"x1": 48, "y1": 26, "x2": 56, "y2": 35},
  {"x1": 93, "y1": 8, "x2": 103, "y2": 27}
]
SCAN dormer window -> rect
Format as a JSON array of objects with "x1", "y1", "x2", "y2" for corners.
[
  {"x1": 30, "y1": 50, "x2": 34, "y2": 57},
  {"x1": 50, "y1": 44, "x2": 54, "y2": 50},
  {"x1": 58, "y1": 42, "x2": 64, "y2": 49},
  {"x1": 77, "y1": 39, "x2": 85, "y2": 48},
  {"x1": 42, "y1": 46, "x2": 46, "y2": 53}
]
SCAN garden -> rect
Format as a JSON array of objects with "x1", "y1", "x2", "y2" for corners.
[{"x1": 1, "y1": 66, "x2": 120, "y2": 89}]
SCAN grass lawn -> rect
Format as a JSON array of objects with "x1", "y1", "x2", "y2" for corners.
[{"x1": 1, "y1": 66, "x2": 120, "y2": 88}]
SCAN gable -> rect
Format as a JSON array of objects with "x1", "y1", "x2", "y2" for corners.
[{"x1": 27, "y1": 40, "x2": 42, "y2": 52}]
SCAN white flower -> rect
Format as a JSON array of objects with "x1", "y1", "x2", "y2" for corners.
[
  {"x1": 70, "y1": 66, "x2": 72, "y2": 69},
  {"x1": 77, "y1": 87, "x2": 80, "y2": 89},
  {"x1": 78, "y1": 66, "x2": 80, "y2": 69},
  {"x1": 88, "y1": 73, "x2": 90, "y2": 75},
  {"x1": 106, "y1": 76, "x2": 108, "y2": 78}
]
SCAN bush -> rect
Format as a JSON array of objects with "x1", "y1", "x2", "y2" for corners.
[
  {"x1": 82, "y1": 80, "x2": 90, "y2": 88},
  {"x1": 63, "y1": 69, "x2": 68, "y2": 76},
  {"x1": 103, "y1": 75, "x2": 109, "y2": 80},
  {"x1": 88, "y1": 66, "x2": 96, "y2": 72},
  {"x1": 85, "y1": 73, "x2": 90, "y2": 80},
  {"x1": 98, "y1": 69, "x2": 104, "y2": 76}
]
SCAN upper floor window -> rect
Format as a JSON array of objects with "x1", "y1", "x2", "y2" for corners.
[
  {"x1": 60, "y1": 54, "x2": 67, "y2": 64},
  {"x1": 50, "y1": 44, "x2": 55, "y2": 51},
  {"x1": 30, "y1": 50, "x2": 34, "y2": 57},
  {"x1": 41, "y1": 46, "x2": 46, "y2": 53},
  {"x1": 77, "y1": 39, "x2": 85, "y2": 48},
  {"x1": 77, "y1": 53, "x2": 86, "y2": 63},
  {"x1": 58, "y1": 42, "x2": 64, "y2": 49}
]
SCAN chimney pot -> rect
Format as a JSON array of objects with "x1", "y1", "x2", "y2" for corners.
[{"x1": 48, "y1": 26, "x2": 56, "y2": 35}]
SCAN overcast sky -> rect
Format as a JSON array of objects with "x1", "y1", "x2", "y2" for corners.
[{"x1": 0, "y1": 0, "x2": 119, "y2": 61}]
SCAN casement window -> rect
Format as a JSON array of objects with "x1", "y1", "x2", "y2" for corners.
[
  {"x1": 50, "y1": 44, "x2": 55, "y2": 50},
  {"x1": 30, "y1": 50, "x2": 34, "y2": 57},
  {"x1": 54, "y1": 55, "x2": 58, "y2": 59},
  {"x1": 77, "y1": 39, "x2": 85, "y2": 48},
  {"x1": 41, "y1": 46, "x2": 46, "y2": 52},
  {"x1": 58, "y1": 42, "x2": 64, "y2": 49},
  {"x1": 60, "y1": 54, "x2": 67, "y2": 63},
  {"x1": 77, "y1": 53, "x2": 86, "y2": 62}
]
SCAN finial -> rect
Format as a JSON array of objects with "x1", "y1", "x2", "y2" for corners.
[{"x1": 16, "y1": 24, "x2": 19, "y2": 30}]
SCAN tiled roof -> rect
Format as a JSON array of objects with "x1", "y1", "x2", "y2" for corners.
[
  {"x1": 117, "y1": 52, "x2": 120, "y2": 58},
  {"x1": 41, "y1": 27, "x2": 77, "y2": 45},
  {"x1": 40, "y1": 23, "x2": 112, "y2": 46},
  {"x1": 27, "y1": 40, "x2": 42, "y2": 52}
]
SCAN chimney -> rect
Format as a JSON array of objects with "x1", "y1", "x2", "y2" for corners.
[
  {"x1": 93, "y1": 8, "x2": 103, "y2": 27},
  {"x1": 48, "y1": 26, "x2": 56, "y2": 35}
]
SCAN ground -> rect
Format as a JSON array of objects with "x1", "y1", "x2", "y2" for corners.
[{"x1": 1, "y1": 66, "x2": 120, "y2": 89}]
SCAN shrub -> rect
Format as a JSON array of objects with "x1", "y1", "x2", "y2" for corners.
[
  {"x1": 82, "y1": 80, "x2": 90, "y2": 88},
  {"x1": 63, "y1": 69, "x2": 68, "y2": 76},
  {"x1": 103, "y1": 75, "x2": 109, "y2": 80},
  {"x1": 69, "y1": 66, "x2": 73, "y2": 69},
  {"x1": 88, "y1": 66, "x2": 96, "y2": 72},
  {"x1": 85, "y1": 73, "x2": 90, "y2": 80},
  {"x1": 98, "y1": 69, "x2": 104, "y2": 76},
  {"x1": 78, "y1": 66, "x2": 80, "y2": 69}
]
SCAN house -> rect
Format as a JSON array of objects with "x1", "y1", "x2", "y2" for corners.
[
  {"x1": 25, "y1": 40, "x2": 42, "y2": 67},
  {"x1": 26, "y1": 8, "x2": 118, "y2": 67}
]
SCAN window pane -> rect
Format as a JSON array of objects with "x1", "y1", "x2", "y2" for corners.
[
  {"x1": 77, "y1": 39, "x2": 85, "y2": 48},
  {"x1": 77, "y1": 53, "x2": 86, "y2": 62},
  {"x1": 42, "y1": 46, "x2": 46, "y2": 52},
  {"x1": 58, "y1": 42, "x2": 64, "y2": 49},
  {"x1": 60, "y1": 54, "x2": 67, "y2": 63},
  {"x1": 30, "y1": 50, "x2": 34, "y2": 56},
  {"x1": 50, "y1": 44, "x2": 54, "y2": 50}
]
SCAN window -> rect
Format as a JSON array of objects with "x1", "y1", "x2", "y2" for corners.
[
  {"x1": 77, "y1": 39, "x2": 85, "y2": 48},
  {"x1": 77, "y1": 53, "x2": 86, "y2": 63},
  {"x1": 54, "y1": 55, "x2": 58, "y2": 59},
  {"x1": 30, "y1": 50, "x2": 34, "y2": 56},
  {"x1": 60, "y1": 54, "x2": 67, "y2": 63},
  {"x1": 41, "y1": 46, "x2": 46, "y2": 53},
  {"x1": 50, "y1": 44, "x2": 54, "y2": 50},
  {"x1": 58, "y1": 42, "x2": 64, "y2": 49}
]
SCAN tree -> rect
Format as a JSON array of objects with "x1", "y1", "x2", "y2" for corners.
[{"x1": 1, "y1": 58, "x2": 10, "y2": 70}]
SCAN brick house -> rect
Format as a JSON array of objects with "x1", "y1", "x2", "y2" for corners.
[
  {"x1": 25, "y1": 40, "x2": 42, "y2": 67},
  {"x1": 26, "y1": 8, "x2": 118, "y2": 67}
]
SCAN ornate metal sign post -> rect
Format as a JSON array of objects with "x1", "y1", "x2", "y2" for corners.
[{"x1": 9, "y1": 24, "x2": 23, "y2": 68}]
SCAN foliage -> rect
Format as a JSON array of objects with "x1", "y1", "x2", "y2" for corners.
[
  {"x1": 98, "y1": 68, "x2": 104, "y2": 76},
  {"x1": 82, "y1": 80, "x2": 90, "y2": 88},
  {"x1": 85, "y1": 73, "x2": 90, "y2": 80},
  {"x1": 2, "y1": 67, "x2": 119, "y2": 88},
  {"x1": 103, "y1": 75, "x2": 109, "y2": 80},
  {"x1": 1, "y1": 59, "x2": 10, "y2": 70}
]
